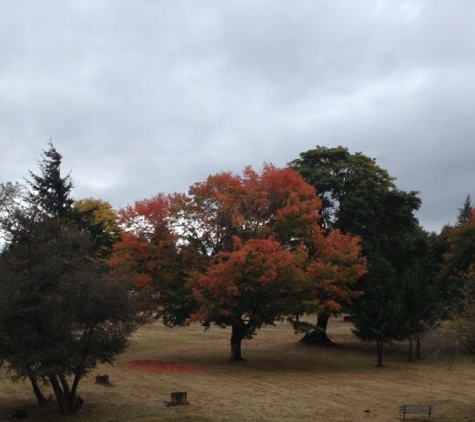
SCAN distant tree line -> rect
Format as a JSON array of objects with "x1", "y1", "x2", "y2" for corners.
[{"x1": 1, "y1": 143, "x2": 474, "y2": 414}]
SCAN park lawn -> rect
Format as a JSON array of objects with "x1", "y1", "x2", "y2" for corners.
[{"x1": 0, "y1": 317, "x2": 474, "y2": 422}]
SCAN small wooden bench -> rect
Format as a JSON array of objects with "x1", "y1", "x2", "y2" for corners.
[{"x1": 399, "y1": 404, "x2": 435, "y2": 419}]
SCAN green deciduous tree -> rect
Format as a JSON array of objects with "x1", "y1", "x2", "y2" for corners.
[
  {"x1": 0, "y1": 181, "x2": 33, "y2": 244},
  {"x1": 289, "y1": 145, "x2": 395, "y2": 232},
  {"x1": 291, "y1": 146, "x2": 434, "y2": 365},
  {"x1": 0, "y1": 219, "x2": 137, "y2": 412}
]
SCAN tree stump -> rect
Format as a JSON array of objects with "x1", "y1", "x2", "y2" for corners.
[
  {"x1": 168, "y1": 392, "x2": 188, "y2": 406},
  {"x1": 95, "y1": 374, "x2": 111, "y2": 386}
]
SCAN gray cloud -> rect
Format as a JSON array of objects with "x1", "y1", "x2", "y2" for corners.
[{"x1": 1, "y1": 0, "x2": 474, "y2": 232}]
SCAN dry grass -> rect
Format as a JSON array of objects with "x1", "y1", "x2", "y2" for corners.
[{"x1": 1, "y1": 318, "x2": 474, "y2": 421}]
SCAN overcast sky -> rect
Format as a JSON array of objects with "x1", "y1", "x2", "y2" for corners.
[{"x1": 1, "y1": 1, "x2": 474, "y2": 233}]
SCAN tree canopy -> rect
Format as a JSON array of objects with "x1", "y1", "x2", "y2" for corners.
[
  {"x1": 289, "y1": 145, "x2": 395, "y2": 232},
  {"x1": 74, "y1": 197, "x2": 123, "y2": 261},
  {"x1": 290, "y1": 145, "x2": 436, "y2": 365},
  {"x1": 111, "y1": 164, "x2": 365, "y2": 360},
  {"x1": 194, "y1": 236, "x2": 306, "y2": 361},
  {"x1": 0, "y1": 218, "x2": 137, "y2": 412}
]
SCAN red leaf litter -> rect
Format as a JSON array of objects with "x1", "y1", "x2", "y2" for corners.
[{"x1": 125, "y1": 360, "x2": 204, "y2": 373}]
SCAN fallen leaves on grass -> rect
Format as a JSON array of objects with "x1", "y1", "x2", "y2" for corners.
[{"x1": 125, "y1": 360, "x2": 205, "y2": 373}]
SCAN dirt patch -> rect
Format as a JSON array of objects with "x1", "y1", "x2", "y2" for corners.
[{"x1": 125, "y1": 360, "x2": 205, "y2": 373}]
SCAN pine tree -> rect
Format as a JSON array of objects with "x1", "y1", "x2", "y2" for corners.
[
  {"x1": 28, "y1": 141, "x2": 74, "y2": 218},
  {"x1": 457, "y1": 194, "x2": 472, "y2": 227}
]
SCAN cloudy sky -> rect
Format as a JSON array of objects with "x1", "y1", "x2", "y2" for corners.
[{"x1": 1, "y1": 1, "x2": 474, "y2": 232}]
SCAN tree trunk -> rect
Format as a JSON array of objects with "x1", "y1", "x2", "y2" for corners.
[
  {"x1": 376, "y1": 340, "x2": 383, "y2": 367},
  {"x1": 416, "y1": 337, "x2": 422, "y2": 359},
  {"x1": 48, "y1": 374, "x2": 83, "y2": 413},
  {"x1": 49, "y1": 374, "x2": 69, "y2": 413},
  {"x1": 300, "y1": 313, "x2": 333, "y2": 345},
  {"x1": 27, "y1": 369, "x2": 47, "y2": 405},
  {"x1": 59, "y1": 374, "x2": 71, "y2": 397},
  {"x1": 70, "y1": 371, "x2": 82, "y2": 400},
  {"x1": 408, "y1": 337, "x2": 413, "y2": 362},
  {"x1": 230, "y1": 324, "x2": 247, "y2": 361}
]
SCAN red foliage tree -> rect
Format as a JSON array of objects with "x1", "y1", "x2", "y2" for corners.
[
  {"x1": 308, "y1": 229, "x2": 366, "y2": 313},
  {"x1": 193, "y1": 237, "x2": 306, "y2": 361},
  {"x1": 175, "y1": 164, "x2": 322, "y2": 255},
  {"x1": 110, "y1": 193, "x2": 203, "y2": 325},
  {"x1": 110, "y1": 165, "x2": 366, "y2": 360},
  {"x1": 177, "y1": 165, "x2": 365, "y2": 358},
  {"x1": 295, "y1": 229, "x2": 366, "y2": 343}
]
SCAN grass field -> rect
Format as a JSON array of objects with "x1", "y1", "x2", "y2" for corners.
[{"x1": 1, "y1": 318, "x2": 474, "y2": 421}]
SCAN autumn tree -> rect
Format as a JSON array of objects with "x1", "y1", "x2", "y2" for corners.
[
  {"x1": 173, "y1": 165, "x2": 364, "y2": 360},
  {"x1": 174, "y1": 165, "x2": 322, "y2": 254},
  {"x1": 112, "y1": 164, "x2": 365, "y2": 361},
  {"x1": 110, "y1": 193, "x2": 203, "y2": 325},
  {"x1": 73, "y1": 197, "x2": 122, "y2": 261},
  {"x1": 194, "y1": 237, "x2": 306, "y2": 361},
  {"x1": 294, "y1": 229, "x2": 366, "y2": 344}
]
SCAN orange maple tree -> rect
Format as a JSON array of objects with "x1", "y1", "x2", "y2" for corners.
[
  {"x1": 175, "y1": 164, "x2": 365, "y2": 359},
  {"x1": 292, "y1": 228, "x2": 366, "y2": 342},
  {"x1": 175, "y1": 164, "x2": 322, "y2": 254},
  {"x1": 193, "y1": 236, "x2": 306, "y2": 360},
  {"x1": 110, "y1": 165, "x2": 366, "y2": 360},
  {"x1": 109, "y1": 193, "x2": 203, "y2": 325}
]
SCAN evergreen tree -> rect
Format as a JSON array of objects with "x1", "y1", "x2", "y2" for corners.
[
  {"x1": 399, "y1": 229, "x2": 441, "y2": 360},
  {"x1": 457, "y1": 194, "x2": 472, "y2": 227},
  {"x1": 350, "y1": 189, "x2": 424, "y2": 366},
  {"x1": 28, "y1": 141, "x2": 74, "y2": 219},
  {"x1": 0, "y1": 143, "x2": 138, "y2": 413}
]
